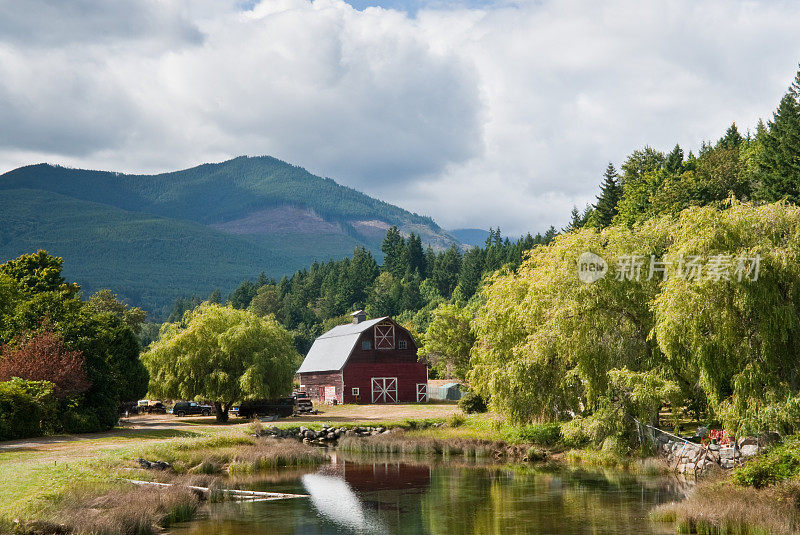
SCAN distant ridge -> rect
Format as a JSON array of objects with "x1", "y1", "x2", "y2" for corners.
[
  {"x1": 0, "y1": 156, "x2": 460, "y2": 316},
  {"x1": 449, "y1": 228, "x2": 490, "y2": 247}
]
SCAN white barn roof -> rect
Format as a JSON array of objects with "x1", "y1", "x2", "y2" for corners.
[{"x1": 297, "y1": 316, "x2": 389, "y2": 374}]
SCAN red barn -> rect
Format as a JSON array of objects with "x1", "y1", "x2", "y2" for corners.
[{"x1": 297, "y1": 311, "x2": 428, "y2": 404}]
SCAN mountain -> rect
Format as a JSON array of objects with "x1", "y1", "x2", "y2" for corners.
[
  {"x1": 0, "y1": 156, "x2": 459, "y2": 317},
  {"x1": 449, "y1": 228, "x2": 490, "y2": 247}
]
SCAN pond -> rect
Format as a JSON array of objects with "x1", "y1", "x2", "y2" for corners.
[{"x1": 170, "y1": 454, "x2": 689, "y2": 534}]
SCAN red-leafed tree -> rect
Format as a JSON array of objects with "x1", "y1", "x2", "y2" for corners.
[{"x1": 0, "y1": 328, "x2": 90, "y2": 398}]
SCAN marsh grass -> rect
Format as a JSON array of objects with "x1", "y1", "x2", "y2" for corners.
[
  {"x1": 651, "y1": 479, "x2": 800, "y2": 535},
  {"x1": 337, "y1": 432, "x2": 497, "y2": 458},
  {"x1": 228, "y1": 440, "x2": 327, "y2": 475},
  {"x1": 56, "y1": 486, "x2": 200, "y2": 535}
]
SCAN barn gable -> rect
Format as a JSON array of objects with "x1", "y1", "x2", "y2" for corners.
[{"x1": 296, "y1": 316, "x2": 389, "y2": 374}]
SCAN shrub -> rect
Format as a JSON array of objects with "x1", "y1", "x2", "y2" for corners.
[
  {"x1": 448, "y1": 413, "x2": 466, "y2": 427},
  {"x1": 0, "y1": 378, "x2": 58, "y2": 440},
  {"x1": 733, "y1": 441, "x2": 800, "y2": 489},
  {"x1": 515, "y1": 422, "x2": 562, "y2": 446},
  {"x1": 459, "y1": 392, "x2": 487, "y2": 414}
]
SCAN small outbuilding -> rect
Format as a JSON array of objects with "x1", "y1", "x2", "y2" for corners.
[
  {"x1": 296, "y1": 311, "x2": 428, "y2": 404},
  {"x1": 432, "y1": 382, "x2": 463, "y2": 401}
]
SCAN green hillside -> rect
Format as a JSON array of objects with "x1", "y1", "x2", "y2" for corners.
[{"x1": 0, "y1": 156, "x2": 458, "y2": 317}]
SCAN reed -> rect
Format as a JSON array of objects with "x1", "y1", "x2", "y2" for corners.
[
  {"x1": 228, "y1": 440, "x2": 327, "y2": 475},
  {"x1": 48, "y1": 485, "x2": 200, "y2": 535},
  {"x1": 650, "y1": 479, "x2": 800, "y2": 535},
  {"x1": 337, "y1": 432, "x2": 499, "y2": 459}
]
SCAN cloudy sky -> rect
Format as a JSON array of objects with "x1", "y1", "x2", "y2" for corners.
[{"x1": 2, "y1": 0, "x2": 800, "y2": 235}]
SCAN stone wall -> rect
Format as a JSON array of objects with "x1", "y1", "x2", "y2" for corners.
[{"x1": 636, "y1": 420, "x2": 760, "y2": 476}]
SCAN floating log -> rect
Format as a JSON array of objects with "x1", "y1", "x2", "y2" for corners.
[{"x1": 123, "y1": 479, "x2": 309, "y2": 501}]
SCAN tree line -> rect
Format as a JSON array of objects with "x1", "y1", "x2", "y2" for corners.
[{"x1": 168, "y1": 226, "x2": 555, "y2": 357}]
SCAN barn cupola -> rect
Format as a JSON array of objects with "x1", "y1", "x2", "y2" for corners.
[{"x1": 351, "y1": 310, "x2": 367, "y2": 324}]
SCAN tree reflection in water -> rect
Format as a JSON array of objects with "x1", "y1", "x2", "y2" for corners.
[{"x1": 170, "y1": 458, "x2": 689, "y2": 535}]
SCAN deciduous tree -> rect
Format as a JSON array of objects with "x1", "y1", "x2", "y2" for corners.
[{"x1": 142, "y1": 303, "x2": 300, "y2": 422}]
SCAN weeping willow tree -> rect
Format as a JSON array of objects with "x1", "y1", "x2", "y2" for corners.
[
  {"x1": 471, "y1": 201, "x2": 800, "y2": 438},
  {"x1": 653, "y1": 202, "x2": 800, "y2": 435},
  {"x1": 142, "y1": 303, "x2": 300, "y2": 422}
]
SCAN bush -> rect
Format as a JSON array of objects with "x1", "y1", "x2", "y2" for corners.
[
  {"x1": 448, "y1": 413, "x2": 466, "y2": 427},
  {"x1": 459, "y1": 392, "x2": 487, "y2": 414},
  {"x1": 733, "y1": 441, "x2": 800, "y2": 489},
  {"x1": 0, "y1": 378, "x2": 58, "y2": 440},
  {"x1": 515, "y1": 422, "x2": 562, "y2": 446}
]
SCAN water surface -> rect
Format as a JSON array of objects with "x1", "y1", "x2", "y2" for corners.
[{"x1": 171, "y1": 456, "x2": 687, "y2": 534}]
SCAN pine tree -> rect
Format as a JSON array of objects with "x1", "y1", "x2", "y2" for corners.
[
  {"x1": 591, "y1": 163, "x2": 622, "y2": 228},
  {"x1": 405, "y1": 233, "x2": 426, "y2": 276},
  {"x1": 665, "y1": 144, "x2": 684, "y2": 174},
  {"x1": 431, "y1": 245, "x2": 462, "y2": 299},
  {"x1": 381, "y1": 226, "x2": 406, "y2": 277},
  {"x1": 758, "y1": 70, "x2": 800, "y2": 203},
  {"x1": 457, "y1": 247, "x2": 485, "y2": 300},
  {"x1": 718, "y1": 123, "x2": 743, "y2": 150}
]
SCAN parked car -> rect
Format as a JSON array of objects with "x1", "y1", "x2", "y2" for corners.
[
  {"x1": 237, "y1": 398, "x2": 295, "y2": 419},
  {"x1": 171, "y1": 401, "x2": 213, "y2": 417},
  {"x1": 141, "y1": 401, "x2": 167, "y2": 414}
]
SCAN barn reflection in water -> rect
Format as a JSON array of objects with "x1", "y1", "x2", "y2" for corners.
[{"x1": 302, "y1": 459, "x2": 431, "y2": 534}]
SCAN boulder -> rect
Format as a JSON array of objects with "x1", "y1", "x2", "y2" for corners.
[
  {"x1": 740, "y1": 444, "x2": 759, "y2": 457},
  {"x1": 738, "y1": 436, "x2": 758, "y2": 447},
  {"x1": 719, "y1": 447, "x2": 735, "y2": 461}
]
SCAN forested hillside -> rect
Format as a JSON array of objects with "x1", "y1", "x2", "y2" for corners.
[
  {"x1": 0, "y1": 156, "x2": 459, "y2": 316},
  {"x1": 168, "y1": 226, "x2": 556, "y2": 358}
]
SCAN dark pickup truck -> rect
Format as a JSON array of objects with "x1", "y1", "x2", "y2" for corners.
[{"x1": 237, "y1": 398, "x2": 296, "y2": 419}]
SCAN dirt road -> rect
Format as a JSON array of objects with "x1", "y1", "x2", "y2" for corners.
[{"x1": 0, "y1": 402, "x2": 461, "y2": 455}]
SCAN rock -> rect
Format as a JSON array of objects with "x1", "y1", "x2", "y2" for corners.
[
  {"x1": 708, "y1": 443, "x2": 720, "y2": 451},
  {"x1": 719, "y1": 447, "x2": 735, "y2": 461},
  {"x1": 376, "y1": 427, "x2": 386, "y2": 433},
  {"x1": 738, "y1": 436, "x2": 758, "y2": 447},
  {"x1": 695, "y1": 426, "x2": 709, "y2": 439},
  {"x1": 721, "y1": 459, "x2": 734, "y2": 469},
  {"x1": 137, "y1": 458, "x2": 171, "y2": 470},
  {"x1": 327, "y1": 432, "x2": 336, "y2": 440},
  {"x1": 740, "y1": 444, "x2": 759, "y2": 457}
]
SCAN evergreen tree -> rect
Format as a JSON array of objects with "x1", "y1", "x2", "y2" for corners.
[
  {"x1": 431, "y1": 245, "x2": 462, "y2": 299},
  {"x1": 718, "y1": 123, "x2": 743, "y2": 150},
  {"x1": 457, "y1": 247, "x2": 485, "y2": 300},
  {"x1": 405, "y1": 233, "x2": 426, "y2": 276},
  {"x1": 381, "y1": 226, "x2": 406, "y2": 277},
  {"x1": 664, "y1": 144, "x2": 684, "y2": 174},
  {"x1": 590, "y1": 163, "x2": 622, "y2": 228},
  {"x1": 758, "y1": 72, "x2": 800, "y2": 203}
]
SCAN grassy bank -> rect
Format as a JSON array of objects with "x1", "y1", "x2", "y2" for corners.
[
  {"x1": 651, "y1": 437, "x2": 800, "y2": 535},
  {"x1": 0, "y1": 427, "x2": 327, "y2": 534}
]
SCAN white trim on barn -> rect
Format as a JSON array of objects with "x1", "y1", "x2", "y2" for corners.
[{"x1": 371, "y1": 377, "x2": 398, "y2": 403}]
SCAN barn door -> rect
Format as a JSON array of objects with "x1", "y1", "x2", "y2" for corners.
[
  {"x1": 416, "y1": 383, "x2": 427, "y2": 402},
  {"x1": 371, "y1": 377, "x2": 397, "y2": 403}
]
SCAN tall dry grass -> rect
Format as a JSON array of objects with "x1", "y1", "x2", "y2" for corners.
[
  {"x1": 54, "y1": 486, "x2": 199, "y2": 535},
  {"x1": 651, "y1": 479, "x2": 800, "y2": 535},
  {"x1": 228, "y1": 440, "x2": 327, "y2": 475},
  {"x1": 337, "y1": 432, "x2": 498, "y2": 458}
]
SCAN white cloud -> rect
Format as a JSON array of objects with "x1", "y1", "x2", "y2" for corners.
[{"x1": 1, "y1": 0, "x2": 800, "y2": 235}]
